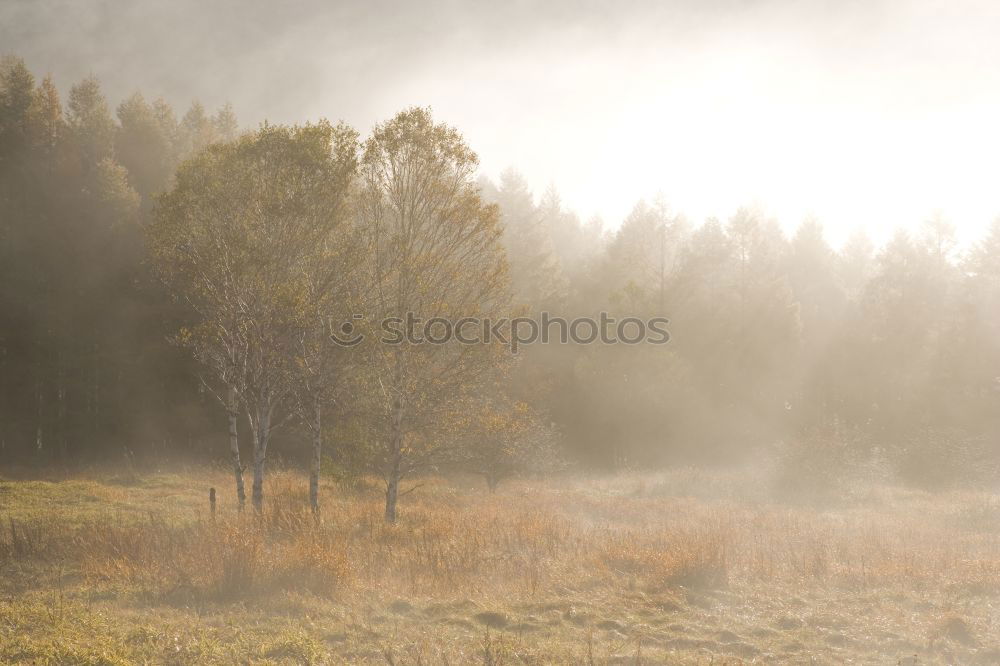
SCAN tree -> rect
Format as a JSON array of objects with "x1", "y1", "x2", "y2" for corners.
[
  {"x1": 838, "y1": 229, "x2": 874, "y2": 301},
  {"x1": 1, "y1": 61, "x2": 155, "y2": 464},
  {"x1": 461, "y1": 397, "x2": 560, "y2": 492},
  {"x1": 179, "y1": 101, "x2": 216, "y2": 156},
  {"x1": 958, "y1": 218, "x2": 1000, "y2": 405},
  {"x1": 537, "y1": 184, "x2": 604, "y2": 283},
  {"x1": 0, "y1": 57, "x2": 35, "y2": 167},
  {"x1": 785, "y1": 218, "x2": 845, "y2": 426},
  {"x1": 290, "y1": 237, "x2": 364, "y2": 515},
  {"x1": 786, "y1": 218, "x2": 843, "y2": 339},
  {"x1": 65, "y1": 76, "x2": 115, "y2": 170},
  {"x1": 149, "y1": 121, "x2": 358, "y2": 512},
  {"x1": 486, "y1": 168, "x2": 566, "y2": 310},
  {"x1": 213, "y1": 103, "x2": 239, "y2": 142},
  {"x1": 604, "y1": 197, "x2": 687, "y2": 314},
  {"x1": 27, "y1": 75, "x2": 62, "y2": 154},
  {"x1": 849, "y1": 229, "x2": 939, "y2": 433},
  {"x1": 115, "y1": 92, "x2": 177, "y2": 203},
  {"x1": 356, "y1": 107, "x2": 511, "y2": 523}
]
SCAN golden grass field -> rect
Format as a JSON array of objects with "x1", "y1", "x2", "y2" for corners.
[{"x1": 1, "y1": 466, "x2": 999, "y2": 664}]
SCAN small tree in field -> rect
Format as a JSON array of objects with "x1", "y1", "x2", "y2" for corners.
[
  {"x1": 148, "y1": 121, "x2": 358, "y2": 512},
  {"x1": 461, "y1": 398, "x2": 561, "y2": 492},
  {"x1": 356, "y1": 107, "x2": 512, "y2": 523}
]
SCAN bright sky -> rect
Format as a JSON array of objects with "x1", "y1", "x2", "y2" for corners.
[
  {"x1": 6, "y1": 0, "x2": 1000, "y2": 247},
  {"x1": 382, "y1": 0, "x2": 1000, "y2": 248}
]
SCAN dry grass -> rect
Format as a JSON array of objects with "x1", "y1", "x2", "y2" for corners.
[{"x1": 1, "y1": 466, "x2": 999, "y2": 663}]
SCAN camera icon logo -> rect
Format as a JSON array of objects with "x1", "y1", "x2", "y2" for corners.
[{"x1": 329, "y1": 314, "x2": 365, "y2": 347}]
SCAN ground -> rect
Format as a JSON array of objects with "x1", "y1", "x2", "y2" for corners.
[{"x1": 1, "y1": 465, "x2": 999, "y2": 664}]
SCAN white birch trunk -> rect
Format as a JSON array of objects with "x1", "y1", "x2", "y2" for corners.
[
  {"x1": 227, "y1": 386, "x2": 246, "y2": 510},
  {"x1": 384, "y1": 397, "x2": 403, "y2": 523},
  {"x1": 309, "y1": 398, "x2": 322, "y2": 514},
  {"x1": 251, "y1": 404, "x2": 270, "y2": 513}
]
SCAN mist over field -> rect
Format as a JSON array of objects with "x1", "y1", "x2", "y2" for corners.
[{"x1": 2, "y1": 1, "x2": 1000, "y2": 663}]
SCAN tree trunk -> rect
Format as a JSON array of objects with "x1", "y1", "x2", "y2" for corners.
[
  {"x1": 92, "y1": 342, "x2": 100, "y2": 440},
  {"x1": 227, "y1": 386, "x2": 246, "y2": 511},
  {"x1": 384, "y1": 396, "x2": 403, "y2": 523},
  {"x1": 34, "y1": 377, "x2": 43, "y2": 453},
  {"x1": 384, "y1": 455, "x2": 400, "y2": 524},
  {"x1": 251, "y1": 404, "x2": 270, "y2": 513},
  {"x1": 56, "y1": 359, "x2": 66, "y2": 462},
  {"x1": 309, "y1": 398, "x2": 322, "y2": 515}
]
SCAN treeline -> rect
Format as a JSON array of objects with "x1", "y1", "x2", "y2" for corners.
[
  {"x1": 3, "y1": 57, "x2": 1000, "y2": 501},
  {"x1": 0, "y1": 57, "x2": 238, "y2": 465},
  {"x1": 490, "y1": 180, "x2": 1000, "y2": 487}
]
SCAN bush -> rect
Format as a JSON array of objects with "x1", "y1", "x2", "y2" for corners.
[
  {"x1": 894, "y1": 428, "x2": 1000, "y2": 489},
  {"x1": 770, "y1": 426, "x2": 885, "y2": 503}
]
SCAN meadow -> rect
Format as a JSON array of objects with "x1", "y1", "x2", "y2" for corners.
[{"x1": 1, "y1": 466, "x2": 999, "y2": 664}]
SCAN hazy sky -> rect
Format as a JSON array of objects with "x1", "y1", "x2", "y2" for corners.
[{"x1": 4, "y1": 0, "x2": 1000, "y2": 245}]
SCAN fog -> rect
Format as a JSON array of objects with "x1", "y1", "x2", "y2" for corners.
[
  {"x1": 6, "y1": 0, "x2": 1000, "y2": 245},
  {"x1": 6, "y1": 3, "x2": 1000, "y2": 662}
]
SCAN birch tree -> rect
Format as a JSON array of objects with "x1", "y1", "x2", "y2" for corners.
[
  {"x1": 292, "y1": 266, "x2": 364, "y2": 515},
  {"x1": 149, "y1": 121, "x2": 358, "y2": 512},
  {"x1": 356, "y1": 107, "x2": 511, "y2": 523}
]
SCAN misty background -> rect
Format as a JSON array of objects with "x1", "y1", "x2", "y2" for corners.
[
  {"x1": 3, "y1": 0, "x2": 1000, "y2": 499},
  {"x1": 6, "y1": 5, "x2": 1000, "y2": 662},
  {"x1": 6, "y1": 0, "x2": 1000, "y2": 245}
]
